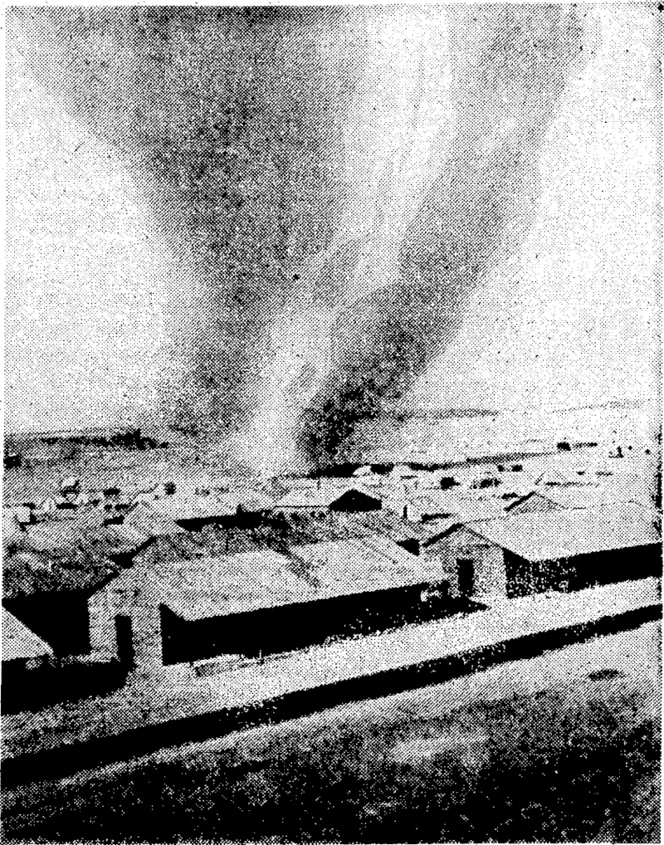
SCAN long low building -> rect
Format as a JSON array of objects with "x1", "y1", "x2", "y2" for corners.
[
  {"x1": 404, "y1": 491, "x2": 511, "y2": 524},
  {"x1": 423, "y1": 502, "x2": 660, "y2": 601},
  {"x1": 88, "y1": 538, "x2": 453, "y2": 671},
  {"x1": 505, "y1": 487, "x2": 649, "y2": 515}
]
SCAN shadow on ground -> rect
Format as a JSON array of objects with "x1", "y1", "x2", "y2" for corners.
[{"x1": 2, "y1": 643, "x2": 659, "y2": 843}]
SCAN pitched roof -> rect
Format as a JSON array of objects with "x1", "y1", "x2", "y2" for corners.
[
  {"x1": 352, "y1": 465, "x2": 374, "y2": 477},
  {"x1": 1, "y1": 514, "x2": 153, "y2": 598},
  {"x1": 408, "y1": 492, "x2": 461, "y2": 517},
  {"x1": 276, "y1": 486, "x2": 378, "y2": 510},
  {"x1": 128, "y1": 536, "x2": 439, "y2": 621},
  {"x1": 155, "y1": 549, "x2": 307, "y2": 619},
  {"x1": 534, "y1": 468, "x2": 598, "y2": 487},
  {"x1": 292, "y1": 537, "x2": 436, "y2": 596},
  {"x1": 124, "y1": 502, "x2": 186, "y2": 537},
  {"x1": 2, "y1": 608, "x2": 53, "y2": 661},
  {"x1": 150, "y1": 495, "x2": 237, "y2": 522},
  {"x1": 235, "y1": 491, "x2": 275, "y2": 512},
  {"x1": 411, "y1": 492, "x2": 508, "y2": 522},
  {"x1": 465, "y1": 503, "x2": 660, "y2": 562},
  {"x1": 346, "y1": 510, "x2": 430, "y2": 543},
  {"x1": 506, "y1": 487, "x2": 645, "y2": 513}
]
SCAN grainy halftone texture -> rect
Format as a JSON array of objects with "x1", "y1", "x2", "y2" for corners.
[
  {"x1": 3, "y1": 5, "x2": 661, "y2": 844},
  {"x1": 11, "y1": 5, "x2": 597, "y2": 472}
]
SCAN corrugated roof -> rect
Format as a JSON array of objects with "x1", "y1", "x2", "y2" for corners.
[
  {"x1": 293, "y1": 538, "x2": 435, "y2": 596},
  {"x1": 150, "y1": 495, "x2": 237, "y2": 522},
  {"x1": 124, "y1": 502, "x2": 186, "y2": 537},
  {"x1": 346, "y1": 510, "x2": 430, "y2": 543},
  {"x1": 141, "y1": 536, "x2": 438, "y2": 621},
  {"x1": 2, "y1": 608, "x2": 53, "y2": 661},
  {"x1": 410, "y1": 492, "x2": 508, "y2": 522},
  {"x1": 466, "y1": 503, "x2": 660, "y2": 562},
  {"x1": 507, "y1": 488, "x2": 645, "y2": 513},
  {"x1": 158, "y1": 550, "x2": 312, "y2": 619}
]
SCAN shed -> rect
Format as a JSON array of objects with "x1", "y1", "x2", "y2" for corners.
[
  {"x1": 89, "y1": 537, "x2": 452, "y2": 670},
  {"x1": 424, "y1": 503, "x2": 660, "y2": 601},
  {"x1": 275, "y1": 487, "x2": 381, "y2": 515},
  {"x1": 2, "y1": 515, "x2": 156, "y2": 657}
]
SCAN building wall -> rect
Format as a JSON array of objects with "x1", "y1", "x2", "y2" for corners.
[
  {"x1": 503, "y1": 543, "x2": 661, "y2": 598},
  {"x1": 566, "y1": 543, "x2": 661, "y2": 591},
  {"x1": 88, "y1": 569, "x2": 163, "y2": 672},
  {"x1": 90, "y1": 571, "x2": 455, "y2": 671},
  {"x1": 1, "y1": 656, "x2": 128, "y2": 714},
  {"x1": 161, "y1": 583, "x2": 452, "y2": 667},
  {"x1": 503, "y1": 552, "x2": 570, "y2": 598},
  {"x1": 88, "y1": 590, "x2": 117, "y2": 661},
  {"x1": 423, "y1": 528, "x2": 507, "y2": 601}
]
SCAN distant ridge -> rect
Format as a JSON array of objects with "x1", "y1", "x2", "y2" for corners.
[
  {"x1": 4, "y1": 399, "x2": 649, "y2": 441},
  {"x1": 386, "y1": 399, "x2": 646, "y2": 422}
]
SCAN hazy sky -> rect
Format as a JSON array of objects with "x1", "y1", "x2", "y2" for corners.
[
  {"x1": 5, "y1": 5, "x2": 660, "y2": 434},
  {"x1": 410, "y1": 5, "x2": 660, "y2": 411}
]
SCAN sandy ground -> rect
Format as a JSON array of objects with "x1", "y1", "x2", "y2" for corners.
[
  {"x1": 3, "y1": 619, "x2": 659, "y2": 843},
  {"x1": 139, "y1": 617, "x2": 661, "y2": 770},
  {"x1": 3, "y1": 578, "x2": 659, "y2": 762}
]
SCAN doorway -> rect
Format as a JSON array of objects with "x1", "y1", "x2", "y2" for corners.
[
  {"x1": 115, "y1": 615, "x2": 135, "y2": 666},
  {"x1": 457, "y1": 558, "x2": 475, "y2": 598}
]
